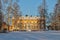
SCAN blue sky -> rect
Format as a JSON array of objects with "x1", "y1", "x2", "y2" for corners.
[{"x1": 17, "y1": 0, "x2": 57, "y2": 16}]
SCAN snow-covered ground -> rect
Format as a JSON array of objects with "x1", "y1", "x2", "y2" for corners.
[{"x1": 0, "y1": 31, "x2": 60, "y2": 40}]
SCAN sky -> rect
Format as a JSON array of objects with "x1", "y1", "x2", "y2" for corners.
[{"x1": 17, "y1": 0, "x2": 57, "y2": 16}]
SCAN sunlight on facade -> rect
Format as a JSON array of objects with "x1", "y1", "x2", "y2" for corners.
[{"x1": 11, "y1": 16, "x2": 43, "y2": 31}]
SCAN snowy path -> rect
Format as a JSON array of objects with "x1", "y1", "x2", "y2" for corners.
[{"x1": 0, "y1": 31, "x2": 60, "y2": 40}]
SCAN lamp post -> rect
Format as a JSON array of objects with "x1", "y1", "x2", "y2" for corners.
[{"x1": 0, "y1": 0, "x2": 3, "y2": 32}]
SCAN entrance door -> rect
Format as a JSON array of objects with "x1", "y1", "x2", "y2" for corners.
[{"x1": 26, "y1": 24, "x2": 31, "y2": 31}]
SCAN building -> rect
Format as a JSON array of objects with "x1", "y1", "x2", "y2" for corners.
[{"x1": 10, "y1": 16, "x2": 45, "y2": 31}]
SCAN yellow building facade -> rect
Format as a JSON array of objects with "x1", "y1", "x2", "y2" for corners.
[{"x1": 11, "y1": 16, "x2": 45, "y2": 31}]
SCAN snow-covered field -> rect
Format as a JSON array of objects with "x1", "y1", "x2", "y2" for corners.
[{"x1": 0, "y1": 31, "x2": 60, "y2": 40}]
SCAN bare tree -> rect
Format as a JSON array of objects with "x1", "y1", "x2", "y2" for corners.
[
  {"x1": 12, "y1": 1, "x2": 21, "y2": 30},
  {"x1": 50, "y1": 0, "x2": 60, "y2": 30},
  {"x1": 38, "y1": 0, "x2": 48, "y2": 31}
]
